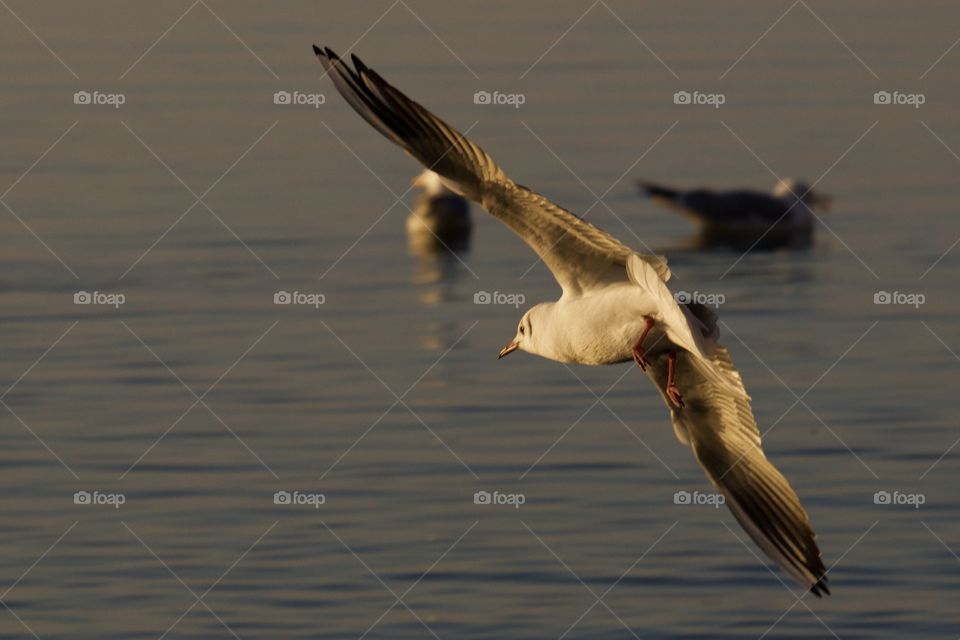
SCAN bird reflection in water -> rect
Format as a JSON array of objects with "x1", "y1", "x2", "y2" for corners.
[{"x1": 407, "y1": 169, "x2": 473, "y2": 351}]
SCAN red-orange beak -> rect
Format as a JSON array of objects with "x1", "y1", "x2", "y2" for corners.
[{"x1": 498, "y1": 340, "x2": 519, "y2": 360}]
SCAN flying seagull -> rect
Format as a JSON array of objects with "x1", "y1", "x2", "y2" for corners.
[
  {"x1": 638, "y1": 178, "x2": 832, "y2": 250},
  {"x1": 407, "y1": 169, "x2": 471, "y2": 253},
  {"x1": 313, "y1": 45, "x2": 829, "y2": 596}
]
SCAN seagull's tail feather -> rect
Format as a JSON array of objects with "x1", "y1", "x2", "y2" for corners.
[
  {"x1": 637, "y1": 180, "x2": 681, "y2": 203},
  {"x1": 313, "y1": 45, "x2": 508, "y2": 202}
]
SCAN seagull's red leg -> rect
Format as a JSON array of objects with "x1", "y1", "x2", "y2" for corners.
[
  {"x1": 667, "y1": 350, "x2": 685, "y2": 408},
  {"x1": 632, "y1": 316, "x2": 655, "y2": 371}
]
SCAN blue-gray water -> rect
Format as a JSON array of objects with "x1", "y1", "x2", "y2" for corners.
[{"x1": 1, "y1": 1, "x2": 958, "y2": 638}]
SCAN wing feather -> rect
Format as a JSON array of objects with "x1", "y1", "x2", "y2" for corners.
[{"x1": 314, "y1": 46, "x2": 668, "y2": 294}]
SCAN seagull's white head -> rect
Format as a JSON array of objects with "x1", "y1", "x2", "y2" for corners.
[
  {"x1": 412, "y1": 169, "x2": 453, "y2": 197},
  {"x1": 497, "y1": 304, "x2": 549, "y2": 360},
  {"x1": 773, "y1": 178, "x2": 832, "y2": 209}
]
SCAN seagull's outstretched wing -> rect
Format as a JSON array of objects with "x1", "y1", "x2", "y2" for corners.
[
  {"x1": 668, "y1": 347, "x2": 829, "y2": 596},
  {"x1": 639, "y1": 181, "x2": 787, "y2": 224},
  {"x1": 315, "y1": 46, "x2": 668, "y2": 295}
]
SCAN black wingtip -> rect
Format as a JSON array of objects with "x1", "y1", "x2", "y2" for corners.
[
  {"x1": 810, "y1": 576, "x2": 830, "y2": 597},
  {"x1": 312, "y1": 44, "x2": 323, "y2": 56}
]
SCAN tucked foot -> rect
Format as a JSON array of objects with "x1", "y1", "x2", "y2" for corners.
[
  {"x1": 667, "y1": 350, "x2": 684, "y2": 409},
  {"x1": 667, "y1": 384, "x2": 685, "y2": 408},
  {"x1": 632, "y1": 347, "x2": 650, "y2": 372},
  {"x1": 632, "y1": 316, "x2": 656, "y2": 372}
]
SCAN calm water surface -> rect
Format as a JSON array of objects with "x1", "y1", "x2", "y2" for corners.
[{"x1": 1, "y1": 1, "x2": 959, "y2": 638}]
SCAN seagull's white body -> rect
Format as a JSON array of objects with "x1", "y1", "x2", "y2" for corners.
[
  {"x1": 315, "y1": 45, "x2": 829, "y2": 596},
  {"x1": 406, "y1": 169, "x2": 471, "y2": 251}
]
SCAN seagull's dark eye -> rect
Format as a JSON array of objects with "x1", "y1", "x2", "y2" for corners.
[{"x1": 519, "y1": 325, "x2": 525, "y2": 335}]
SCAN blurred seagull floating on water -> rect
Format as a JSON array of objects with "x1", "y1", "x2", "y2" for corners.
[
  {"x1": 314, "y1": 44, "x2": 830, "y2": 596},
  {"x1": 407, "y1": 168, "x2": 471, "y2": 253},
  {"x1": 638, "y1": 178, "x2": 832, "y2": 250}
]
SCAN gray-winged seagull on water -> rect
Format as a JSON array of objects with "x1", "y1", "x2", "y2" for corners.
[
  {"x1": 314, "y1": 45, "x2": 829, "y2": 596},
  {"x1": 638, "y1": 178, "x2": 832, "y2": 250}
]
